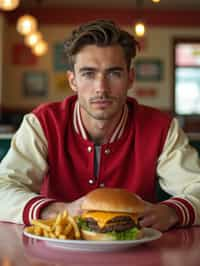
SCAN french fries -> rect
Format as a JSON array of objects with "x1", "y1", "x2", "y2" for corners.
[{"x1": 24, "y1": 210, "x2": 80, "y2": 240}]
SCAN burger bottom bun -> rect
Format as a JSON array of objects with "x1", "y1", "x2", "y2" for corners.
[{"x1": 81, "y1": 229, "x2": 144, "y2": 241}]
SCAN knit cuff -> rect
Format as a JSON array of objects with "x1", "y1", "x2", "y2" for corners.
[
  {"x1": 161, "y1": 197, "x2": 196, "y2": 226},
  {"x1": 23, "y1": 196, "x2": 56, "y2": 225}
]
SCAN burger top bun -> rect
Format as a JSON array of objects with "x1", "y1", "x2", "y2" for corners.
[{"x1": 81, "y1": 188, "x2": 145, "y2": 213}]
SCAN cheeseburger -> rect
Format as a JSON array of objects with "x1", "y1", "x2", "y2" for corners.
[{"x1": 78, "y1": 188, "x2": 145, "y2": 241}]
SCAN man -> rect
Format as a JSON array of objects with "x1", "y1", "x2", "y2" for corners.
[{"x1": 0, "y1": 20, "x2": 200, "y2": 232}]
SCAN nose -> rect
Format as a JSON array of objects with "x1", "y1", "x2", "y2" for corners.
[{"x1": 95, "y1": 74, "x2": 109, "y2": 94}]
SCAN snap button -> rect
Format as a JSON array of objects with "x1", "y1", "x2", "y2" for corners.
[
  {"x1": 87, "y1": 146, "x2": 92, "y2": 152},
  {"x1": 88, "y1": 179, "x2": 94, "y2": 184},
  {"x1": 104, "y1": 148, "x2": 110, "y2": 155}
]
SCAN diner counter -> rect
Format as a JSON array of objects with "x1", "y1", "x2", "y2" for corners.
[{"x1": 0, "y1": 222, "x2": 200, "y2": 266}]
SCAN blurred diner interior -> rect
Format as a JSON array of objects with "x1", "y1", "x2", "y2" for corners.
[{"x1": 0, "y1": 0, "x2": 200, "y2": 158}]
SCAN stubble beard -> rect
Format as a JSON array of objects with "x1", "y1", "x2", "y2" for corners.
[
  {"x1": 81, "y1": 99, "x2": 125, "y2": 121},
  {"x1": 82, "y1": 104, "x2": 115, "y2": 121}
]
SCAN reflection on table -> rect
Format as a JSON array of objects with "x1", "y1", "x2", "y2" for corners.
[{"x1": 0, "y1": 222, "x2": 200, "y2": 266}]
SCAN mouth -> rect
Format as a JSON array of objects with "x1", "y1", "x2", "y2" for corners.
[{"x1": 90, "y1": 100, "x2": 113, "y2": 108}]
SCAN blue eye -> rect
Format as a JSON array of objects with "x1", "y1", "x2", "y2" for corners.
[
  {"x1": 82, "y1": 72, "x2": 95, "y2": 78},
  {"x1": 108, "y1": 71, "x2": 122, "y2": 78}
]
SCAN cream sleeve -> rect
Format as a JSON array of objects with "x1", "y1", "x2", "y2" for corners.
[
  {"x1": 0, "y1": 113, "x2": 49, "y2": 224},
  {"x1": 157, "y1": 118, "x2": 200, "y2": 225}
]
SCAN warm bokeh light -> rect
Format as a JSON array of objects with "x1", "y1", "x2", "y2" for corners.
[
  {"x1": 16, "y1": 15, "x2": 38, "y2": 35},
  {"x1": 24, "y1": 31, "x2": 42, "y2": 47},
  {"x1": 152, "y1": 0, "x2": 160, "y2": 3},
  {"x1": 134, "y1": 22, "x2": 145, "y2": 37},
  {"x1": 32, "y1": 40, "x2": 48, "y2": 56},
  {"x1": 0, "y1": 0, "x2": 20, "y2": 11}
]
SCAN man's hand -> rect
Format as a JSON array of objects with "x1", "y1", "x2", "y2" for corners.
[
  {"x1": 139, "y1": 202, "x2": 179, "y2": 232},
  {"x1": 40, "y1": 196, "x2": 86, "y2": 219}
]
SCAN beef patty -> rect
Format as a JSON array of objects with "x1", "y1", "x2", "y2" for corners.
[{"x1": 85, "y1": 216, "x2": 138, "y2": 233}]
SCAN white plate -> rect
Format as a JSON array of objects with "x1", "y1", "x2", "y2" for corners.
[{"x1": 23, "y1": 228, "x2": 162, "y2": 252}]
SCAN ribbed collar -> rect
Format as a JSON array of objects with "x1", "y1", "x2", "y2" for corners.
[{"x1": 73, "y1": 101, "x2": 128, "y2": 143}]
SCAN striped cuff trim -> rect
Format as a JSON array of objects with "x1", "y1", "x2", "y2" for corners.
[
  {"x1": 23, "y1": 196, "x2": 56, "y2": 225},
  {"x1": 161, "y1": 197, "x2": 196, "y2": 226}
]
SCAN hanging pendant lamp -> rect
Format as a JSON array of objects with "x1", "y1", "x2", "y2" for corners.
[
  {"x1": 16, "y1": 14, "x2": 38, "y2": 36},
  {"x1": 32, "y1": 39, "x2": 48, "y2": 56},
  {"x1": 134, "y1": 21, "x2": 146, "y2": 37},
  {"x1": 0, "y1": 0, "x2": 20, "y2": 11},
  {"x1": 24, "y1": 31, "x2": 42, "y2": 47}
]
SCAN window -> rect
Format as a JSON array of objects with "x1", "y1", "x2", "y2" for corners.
[{"x1": 174, "y1": 40, "x2": 200, "y2": 115}]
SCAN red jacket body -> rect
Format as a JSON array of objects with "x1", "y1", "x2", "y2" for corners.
[{"x1": 33, "y1": 95, "x2": 172, "y2": 203}]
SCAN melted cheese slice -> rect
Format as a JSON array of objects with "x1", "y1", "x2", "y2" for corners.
[{"x1": 82, "y1": 211, "x2": 138, "y2": 228}]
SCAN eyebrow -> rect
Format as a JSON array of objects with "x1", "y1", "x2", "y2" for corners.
[
  {"x1": 106, "y1": 67, "x2": 124, "y2": 72},
  {"x1": 79, "y1": 67, "x2": 97, "y2": 73},
  {"x1": 78, "y1": 66, "x2": 124, "y2": 73}
]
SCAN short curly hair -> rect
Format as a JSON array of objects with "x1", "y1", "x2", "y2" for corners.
[{"x1": 64, "y1": 19, "x2": 139, "y2": 71}]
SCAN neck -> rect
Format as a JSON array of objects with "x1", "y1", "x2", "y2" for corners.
[{"x1": 87, "y1": 120, "x2": 115, "y2": 145}]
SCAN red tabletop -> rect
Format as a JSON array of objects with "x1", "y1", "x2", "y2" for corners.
[{"x1": 0, "y1": 222, "x2": 200, "y2": 266}]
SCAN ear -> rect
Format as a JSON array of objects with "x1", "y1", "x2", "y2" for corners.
[
  {"x1": 127, "y1": 68, "x2": 135, "y2": 91},
  {"x1": 66, "y1": 70, "x2": 77, "y2": 92}
]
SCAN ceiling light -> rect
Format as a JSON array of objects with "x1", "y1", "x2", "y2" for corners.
[
  {"x1": 24, "y1": 31, "x2": 42, "y2": 47},
  {"x1": 0, "y1": 0, "x2": 20, "y2": 11},
  {"x1": 16, "y1": 15, "x2": 38, "y2": 35},
  {"x1": 134, "y1": 22, "x2": 146, "y2": 37},
  {"x1": 32, "y1": 40, "x2": 48, "y2": 56},
  {"x1": 152, "y1": 0, "x2": 160, "y2": 3}
]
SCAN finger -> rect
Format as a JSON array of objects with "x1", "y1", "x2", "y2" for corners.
[
  {"x1": 139, "y1": 202, "x2": 154, "y2": 216},
  {"x1": 139, "y1": 208, "x2": 154, "y2": 219},
  {"x1": 151, "y1": 223, "x2": 163, "y2": 231},
  {"x1": 142, "y1": 200, "x2": 154, "y2": 208},
  {"x1": 139, "y1": 214, "x2": 156, "y2": 228}
]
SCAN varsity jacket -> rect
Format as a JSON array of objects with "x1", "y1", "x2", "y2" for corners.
[
  {"x1": 24, "y1": 95, "x2": 196, "y2": 226},
  {"x1": 0, "y1": 95, "x2": 199, "y2": 226}
]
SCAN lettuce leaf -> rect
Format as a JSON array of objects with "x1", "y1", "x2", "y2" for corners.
[
  {"x1": 108, "y1": 227, "x2": 140, "y2": 240},
  {"x1": 77, "y1": 217, "x2": 91, "y2": 231}
]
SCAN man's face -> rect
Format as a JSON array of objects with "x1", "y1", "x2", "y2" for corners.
[{"x1": 67, "y1": 45, "x2": 134, "y2": 121}]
